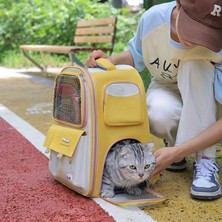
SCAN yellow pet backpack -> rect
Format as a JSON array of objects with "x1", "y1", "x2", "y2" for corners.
[{"x1": 43, "y1": 58, "x2": 165, "y2": 206}]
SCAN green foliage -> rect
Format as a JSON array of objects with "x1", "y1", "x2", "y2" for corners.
[
  {"x1": 0, "y1": 0, "x2": 151, "y2": 87},
  {"x1": 1, "y1": 0, "x2": 94, "y2": 51},
  {"x1": 0, "y1": 0, "x2": 142, "y2": 56}
]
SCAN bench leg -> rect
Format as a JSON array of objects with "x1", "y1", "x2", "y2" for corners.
[
  {"x1": 21, "y1": 50, "x2": 46, "y2": 72},
  {"x1": 69, "y1": 53, "x2": 85, "y2": 67}
]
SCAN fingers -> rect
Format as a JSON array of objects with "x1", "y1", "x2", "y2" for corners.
[
  {"x1": 85, "y1": 53, "x2": 97, "y2": 68},
  {"x1": 150, "y1": 167, "x2": 161, "y2": 178},
  {"x1": 149, "y1": 168, "x2": 163, "y2": 180},
  {"x1": 150, "y1": 148, "x2": 169, "y2": 177},
  {"x1": 85, "y1": 50, "x2": 108, "y2": 67},
  {"x1": 153, "y1": 149, "x2": 162, "y2": 158}
]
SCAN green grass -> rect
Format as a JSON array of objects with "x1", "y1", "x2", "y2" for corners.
[{"x1": 1, "y1": 50, "x2": 71, "y2": 68}]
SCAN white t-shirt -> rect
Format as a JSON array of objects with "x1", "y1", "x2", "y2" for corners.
[{"x1": 128, "y1": 1, "x2": 222, "y2": 102}]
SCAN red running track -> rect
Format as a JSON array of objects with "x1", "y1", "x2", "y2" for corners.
[{"x1": 0, "y1": 118, "x2": 115, "y2": 222}]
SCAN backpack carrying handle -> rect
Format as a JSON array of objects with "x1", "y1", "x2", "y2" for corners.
[{"x1": 96, "y1": 58, "x2": 115, "y2": 71}]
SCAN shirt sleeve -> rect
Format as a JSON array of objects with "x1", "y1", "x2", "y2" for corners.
[{"x1": 128, "y1": 17, "x2": 145, "y2": 72}]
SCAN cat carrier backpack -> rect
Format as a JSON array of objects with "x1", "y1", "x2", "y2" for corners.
[{"x1": 43, "y1": 58, "x2": 165, "y2": 206}]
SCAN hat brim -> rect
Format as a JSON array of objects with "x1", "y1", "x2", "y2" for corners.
[{"x1": 177, "y1": 7, "x2": 222, "y2": 52}]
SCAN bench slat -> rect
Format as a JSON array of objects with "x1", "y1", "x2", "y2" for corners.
[
  {"x1": 75, "y1": 26, "x2": 115, "y2": 35},
  {"x1": 74, "y1": 36, "x2": 113, "y2": 44},
  {"x1": 77, "y1": 17, "x2": 116, "y2": 27},
  {"x1": 20, "y1": 45, "x2": 88, "y2": 53}
]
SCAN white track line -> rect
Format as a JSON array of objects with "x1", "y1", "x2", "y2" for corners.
[{"x1": 0, "y1": 103, "x2": 156, "y2": 222}]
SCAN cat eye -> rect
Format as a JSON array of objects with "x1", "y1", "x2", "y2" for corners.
[
  {"x1": 129, "y1": 165, "x2": 137, "y2": 170},
  {"x1": 144, "y1": 164, "x2": 151, "y2": 169}
]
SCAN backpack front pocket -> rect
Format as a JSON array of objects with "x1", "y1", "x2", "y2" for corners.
[
  {"x1": 44, "y1": 124, "x2": 94, "y2": 195},
  {"x1": 103, "y1": 83, "x2": 144, "y2": 126}
]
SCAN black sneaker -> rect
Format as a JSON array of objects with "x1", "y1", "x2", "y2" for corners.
[
  {"x1": 163, "y1": 139, "x2": 169, "y2": 147},
  {"x1": 166, "y1": 158, "x2": 187, "y2": 172},
  {"x1": 163, "y1": 139, "x2": 187, "y2": 172}
]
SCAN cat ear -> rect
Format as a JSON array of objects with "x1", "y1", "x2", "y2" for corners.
[{"x1": 143, "y1": 143, "x2": 154, "y2": 152}]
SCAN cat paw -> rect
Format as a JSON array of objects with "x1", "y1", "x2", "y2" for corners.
[
  {"x1": 100, "y1": 190, "x2": 115, "y2": 198},
  {"x1": 127, "y1": 187, "x2": 143, "y2": 196}
]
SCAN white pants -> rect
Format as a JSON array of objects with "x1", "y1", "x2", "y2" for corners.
[{"x1": 147, "y1": 60, "x2": 217, "y2": 159}]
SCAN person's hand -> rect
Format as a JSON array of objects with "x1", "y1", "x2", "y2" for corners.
[
  {"x1": 150, "y1": 146, "x2": 178, "y2": 177},
  {"x1": 85, "y1": 49, "x2": 109, "y2": 67}
]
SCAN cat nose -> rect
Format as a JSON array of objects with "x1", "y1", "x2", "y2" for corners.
[{"x1": 139, "y1": 174, "x2": 144, "y2": 178}]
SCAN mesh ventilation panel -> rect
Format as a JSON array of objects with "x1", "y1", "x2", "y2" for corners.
[{"x1": 53, "y1": 74, "x2": 81, "y2": 125}]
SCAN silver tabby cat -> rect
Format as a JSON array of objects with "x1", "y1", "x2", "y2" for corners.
[{"x1": 101, "y1": 140, "x2": 156, "y2": 198}]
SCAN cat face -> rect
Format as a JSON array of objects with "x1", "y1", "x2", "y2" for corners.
[
  {"x1": 101, "y1": 142, "x2": 156, "y2": 197},
  {"x1": 118, "y1": 143, "x2": 156, "y2": 184}
]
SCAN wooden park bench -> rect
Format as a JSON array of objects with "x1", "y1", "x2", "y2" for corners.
[{"x1": 20, "y1": 17, "x2": 117, "y2": 71}]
